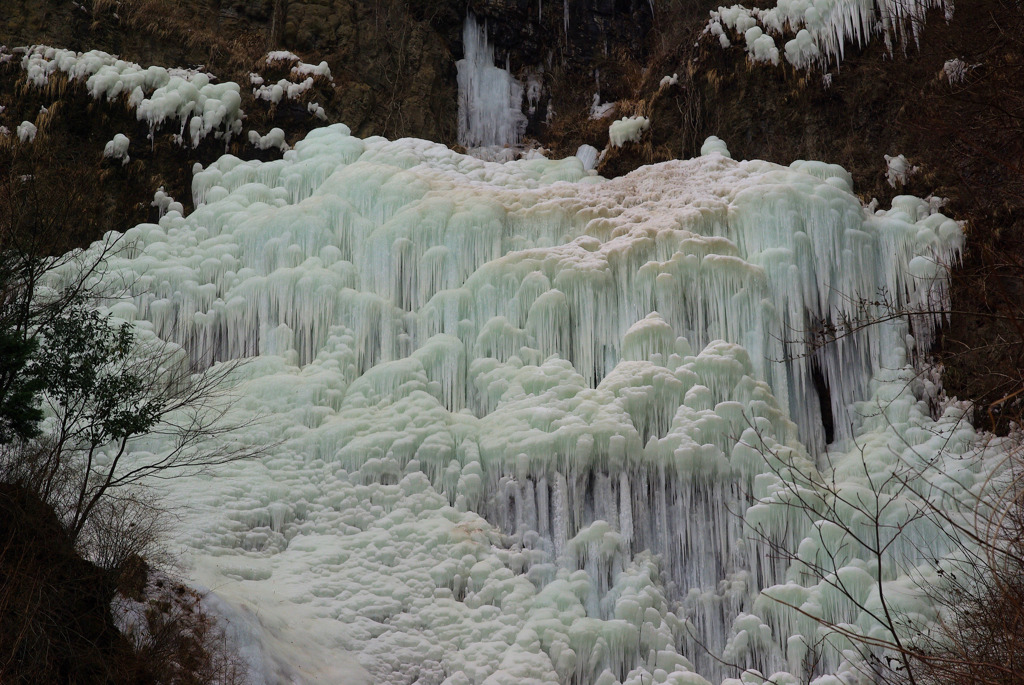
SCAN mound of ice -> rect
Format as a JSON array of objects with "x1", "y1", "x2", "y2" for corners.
[
  {"x1": 248, "y1": 128, "x2": 288, "y2": 152},
  {"x1": 103, "y1": 133, "x2": 130, "y2": 164},
  {"x1": 575, "y1": 144, "x2": 600, "y2": 171},
  {"x1": 885, "y1": 153, "x2": 918, "y2": 187},
  {"x1": 609, "y1": 116, "x2": 650, "y2": 147},
  {"x1": 62, "y1": 124, "x2": 1001, "y2": 684},
  {"x1": 700, "y1": 135, "x2": 732, "y2": 158},
  {"x1": 16, "y1": 120, "x2": 36, "y2": 142}
]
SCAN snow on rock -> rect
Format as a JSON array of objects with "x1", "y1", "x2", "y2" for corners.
[
  {"x1": 58, "y1": 123, "x2": 998, "y2": 685},
  {"x1": 263, "y1": 50, "x2": 333, "y2": 82},
  {"x1": 19, "y1": 46, "x2": 242, "y2": 147},
  {"x1": 709, "y1": 0, "x2": 951, "y2": 69},
  {"x1": 253, "y1": 77, "x2": 314, "y2": 105},
  {"x1": 16, "y1": 121, "x2": 37, "y2": 142},
  {"x1": 660, "y1": 73, "x2": 680, "y2": 88},
  {"x1": 457, "y1": 13, "x2": 527, "y2": 149},
  {"x1": 609, "y1": 116, "x2": 650, "y2": 147},
  {"x1": 308, "y1": 102, "x2": 327, "y2": 120},
  {"x1": 103, "y1": 133, "x2": 130, "y2": 164}
]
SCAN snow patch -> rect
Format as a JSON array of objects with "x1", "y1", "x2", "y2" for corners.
[
  {"x1": 590, "y1": 93, "x2": 616, "y2": 119},
  {"x1": 941, "y1": 58, "x2": 971, "y2": 83}
]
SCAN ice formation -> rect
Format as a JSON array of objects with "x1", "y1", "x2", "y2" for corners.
[
  {"x1": 708, "y1": 0, "x2": 951, "y2": 69},
  {"x1": 590, "y1": 94, "x2": 616, "y2": 120},
  {"x1": 264, "y1": 50, "x2": 333, "y2": 81},
  {"x1": 248, "y1": 128, "x2": 289, "y2": 152},
  {"x1": 885, "y1": 153, "x2": 918, "y2": 187},
  {"x1": 308, "y1": 102, "x2": 328, "y2": 121},
  {"x1": 254, "y1": 77, "x2": 315, "y2": 105},
  {"x1": 103, "y1": 133, "x2": 131, "y2": 164},
  {"x1": 60, "y1": 124, "x2": 1007, "y2": 685},
  {"x1": 18, "y1": 46, "x2": 243, "y2": 146},
  {"x1": 16, "y1": 120, "x2": 36, "y2": 142},
  {"x1": 700, "y1": 136, "x2": 733, "y2": 158},
  {"x1": 941, "y1": 58, "x2": 970, "y2": 84},
  {"x1": 575, "y1": 144, "x2": 600, "y2": 171},
  {"x1": 609, "y1": 116, "x2": 650, "y2": 147},
  {"x1": 456, "y1": 14, "x2": 528, "y2": 150}
]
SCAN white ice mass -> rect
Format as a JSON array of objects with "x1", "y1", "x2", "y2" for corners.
[
  {"x1": 885, "y1": 153, "x2": 918, "y2": 187},
  {"x1": 709, "y1": 0, "x2": 951, "y2": 69},
  {"x1": 60, "y1": 123, "x2": 1010, "y2": 685},
  {"x1": 608, "y1": 116, "x2": 650, "y2": 147},
  {"x1": 16, "y1": 120, "x2": 37, "y2": 142},
  {"x1": 18, "y1": 46, "x2": 243, "y2": 146},
  {"x1": 103, "y1": 132, "x2": 131, "y2": 164},
  {"x1": 456, "y1": 14, "x2": 528, "y2": 151}
]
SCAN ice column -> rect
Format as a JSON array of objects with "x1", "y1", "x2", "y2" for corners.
[{"x1": 456, "y1": 13, "x2": 528, "y2": 149}]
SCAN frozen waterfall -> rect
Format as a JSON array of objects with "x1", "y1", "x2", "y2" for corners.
[
  {"x1": 64, "y1": 124, "x2": 1007, "y2": 685},
  {"x1": 456, "y1": 14, "x2": 528, "y2": 151}
]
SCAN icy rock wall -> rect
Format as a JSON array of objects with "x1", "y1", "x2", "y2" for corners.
[
  {"x1": 456, "y1": 14, "x2": 528, "y2": 150},
  {"x1": 709, "y1": 0, "x2": 952, "y2": 69},
  {"x1": 74, "y1": 125, "x2": 989, "y2": 684}
]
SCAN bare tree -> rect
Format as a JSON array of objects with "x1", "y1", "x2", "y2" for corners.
[
  {"x1": 736, "y1": 390, "x2": 1024, "y2": 685},
  {"x1": 0, "y1": 127, "x2": 262, "y2": 554}
]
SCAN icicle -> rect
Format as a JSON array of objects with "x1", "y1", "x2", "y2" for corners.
[{"x1": 456, "y1": 13, "x2": 528, "y2": 149}]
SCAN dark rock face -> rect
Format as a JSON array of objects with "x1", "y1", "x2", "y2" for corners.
[
  {"x1": 466, "y1": 0, "x2": 653, "y2": 134},
  {"x1": 0, "y1": 0, "x2": 653, "y2": 147},
  {"x1": 0, "y1": 0, "x2": 465, "y2": 143},
  {"x1": 0, "y1": 483, "x2": 129, "y2": 682},
  {"x1": 468, "y1": 0, "x2": 652, "y2": 67}
]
